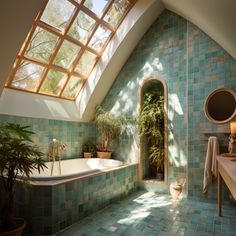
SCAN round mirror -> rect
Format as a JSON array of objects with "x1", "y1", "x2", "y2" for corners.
[{"x1": 204, "y1": 88, "x2": 236, "y2": 124}]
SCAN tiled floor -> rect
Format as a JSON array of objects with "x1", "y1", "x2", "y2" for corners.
[{"x1": 57, "y1": 191, "x2": 236, "y2": 236}]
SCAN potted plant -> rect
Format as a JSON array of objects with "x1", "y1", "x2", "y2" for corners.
[
  {"x1": 137, "y1": 91, "x2": 165, "y2": 179},
  {"x1": 0, "y1": 123, "x2": 46, "y2": 236},
  {"x1": 82, "y1": 139, "x2": 97, "y2": 158},
  {"x1": 94, "y1": 106, "x2": 128, "y2": 159}
]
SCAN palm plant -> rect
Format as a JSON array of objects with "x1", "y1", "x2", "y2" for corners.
[{"x1": 0, "y1": 123, "x2": 46, "y2": 232}]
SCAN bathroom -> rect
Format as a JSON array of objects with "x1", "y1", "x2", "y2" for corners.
[{"x1": 0, "y1": 0, "x2": 236, "y2": 235}]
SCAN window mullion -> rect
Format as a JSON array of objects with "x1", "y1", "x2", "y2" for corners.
[{"x1": 6, "y1": 0, "x2": 136, "y2": 99}]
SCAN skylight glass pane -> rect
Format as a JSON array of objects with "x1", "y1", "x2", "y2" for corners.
[
  {"x1": 74, "y1": 50, "x2": 97, "y2": 76},
  {"x1": 88, "y1": 25, "x2": 112, "y2": 52},
  {"x1": 68, "y1": 11, "x2": 96, "y2": 44},
  {"x1": 83, "y1": 0, "x2": 108, "y2": 16},
  {"x1": 40, "y1": 0, "x2": 75, "y2": 31},
  {"x1": 40, "y1": 70, "x2": 67, "y2": 95},
  {"x1": 62, "y1": 76, "x2": 84, "y2": 98},
  {"x1": 53, "y1": 40, "x2": 81, "y2": 69},
  {"x1": 11, "y1": 60, "x2": 44, "y2": 91},
  {"x1": 6, "y1": 0, "x2": 135, "y2": 99},
  {"x1": 103, "y1": 0, "x2": 129, "y2": 28},
  {"x1": 25, "y1": 27, "x2": 58, "y2": 63}
]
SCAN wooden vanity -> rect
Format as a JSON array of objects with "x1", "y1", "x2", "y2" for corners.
[{"x1": 217, "y1": 154, "x2": 236, "y2": 216}]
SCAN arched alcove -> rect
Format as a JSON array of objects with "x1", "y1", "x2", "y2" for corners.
[{"x1": 138, "y1": 77, "x2": 168, "y2": 184}]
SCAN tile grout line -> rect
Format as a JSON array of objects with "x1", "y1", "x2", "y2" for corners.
[{"x1": 185, "y1": 19, "x2": 189, "y2": 197}]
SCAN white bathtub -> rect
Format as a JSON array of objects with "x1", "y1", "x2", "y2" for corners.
[{"x1": 29, "y1": 158, "x2": 123, "y2": 181}]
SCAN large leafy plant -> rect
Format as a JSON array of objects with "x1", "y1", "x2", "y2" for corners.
[
  {"x1": 137, "y1": 91, "x2": 165, "y2": 176},
  {"x1": 94, "y1": 106, "x2": 128, "y2": 152},
  {"x1": 0, "y1": 123, "x2": 46, "y2": 232}
]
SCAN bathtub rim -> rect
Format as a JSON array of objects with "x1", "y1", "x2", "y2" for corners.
[
  {"x1": 28, "y1": 158, "x2": 124, "y2": 181},
  {"x1": 25, "y1": 162, "x2": 138, "y2": 186}
]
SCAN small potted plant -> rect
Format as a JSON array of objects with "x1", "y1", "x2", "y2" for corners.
[
  {"x1": 82, "y1": 139, "x2": 97, "y2": 158},
  {"x1": 0, "y1": 123, "x2": 46, "y2": 236},
  {"x1": 94, "y1": 106, "x2": 128, "y2": 159}
]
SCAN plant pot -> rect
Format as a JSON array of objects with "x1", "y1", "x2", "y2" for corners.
[
  {"x1": 84, "y1": 152, "x2": 92, "y2": 158},
  {"x1": 170, "y1": 183, "x2": 182, "y2": 200},
  {"x1": 0, "y1": 218, "x2": 26, "y2": 236},
  {"x1": 97, "y1": 151, "x2": 112, "y2": 159}
]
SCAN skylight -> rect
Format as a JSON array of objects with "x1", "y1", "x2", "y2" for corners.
[{"x1": 6, "y1": 0, "x2": 135, "y2": 100}]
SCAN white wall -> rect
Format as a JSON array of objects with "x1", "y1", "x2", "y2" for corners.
[
  {"x1": 0, "y1": 0, "x2": 46, "y2": 94},
  {"x1": 0, "y1": 89, "x2": 81, "y2": 121}
]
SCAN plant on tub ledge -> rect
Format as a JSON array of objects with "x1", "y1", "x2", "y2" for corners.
[
  {"x1": 94, "y1": 106, "x2": 129, "y2": 159},
  {"x1": 82, "y1": 139, "x2": 97, "y2": 158},
  {"x1": 0, "y1": 123, "x2": 46, "y2": 236}
]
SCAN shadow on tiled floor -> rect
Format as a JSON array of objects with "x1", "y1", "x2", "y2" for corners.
[{"x1": 57, "y1": 191, "x2": 236, "y2": 236}]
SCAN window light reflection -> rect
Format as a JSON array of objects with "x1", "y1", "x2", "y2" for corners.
[{"x1": 117, "y1": 192, "x2": 172, "y2": 226}]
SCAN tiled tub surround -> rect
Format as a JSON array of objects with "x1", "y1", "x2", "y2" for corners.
[{"x1": 15, "y1": 163, "x2": 139, "y2": 235}]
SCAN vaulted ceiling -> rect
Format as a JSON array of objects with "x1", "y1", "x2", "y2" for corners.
[{"x1": 0, "y1": 0, "x2": 235, "y2": 121}]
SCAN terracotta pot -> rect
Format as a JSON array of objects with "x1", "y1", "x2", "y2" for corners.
[
  {"x1": 170, "y1": 183, "x2": 182, "y2": 199},
  {"x1": 0, "y1": 218, "x2": 26, "y2": 236},
  {"x1": 84, "y1": 152, "x2": 92, "y2": 158},
  {"x1": 97, "y1": 151, "x2": 112, "y2": 159}
]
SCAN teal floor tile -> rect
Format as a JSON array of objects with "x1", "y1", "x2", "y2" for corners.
[{"x1": 56, "y1": 191, "x2": 236, "y2": 236}]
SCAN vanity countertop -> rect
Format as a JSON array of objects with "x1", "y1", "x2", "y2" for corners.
[
  {"x1": 217, "y1": 154, "x2": 236, "y2": 187},
  {"x1": 217, "y1": 154, "x2": 236, "y2": 216}
]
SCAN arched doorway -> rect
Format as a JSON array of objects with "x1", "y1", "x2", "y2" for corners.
[{"x1": 138, "y1": 77, "x2": 168, "y2": 184}]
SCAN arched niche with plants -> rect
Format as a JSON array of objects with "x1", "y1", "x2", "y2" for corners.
[{"x1": 137, "y1": 78, "x2": 167, "y2": 181}]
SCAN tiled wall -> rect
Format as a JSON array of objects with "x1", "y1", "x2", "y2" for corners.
[
  {"x1": 102, "y1": 10, "x2": 188, "y2": 187},
  {"x1": 101, "y1": 10, "x2": 236, "y2": 200},
  {"x1": 1, "y1": 9, "x2": 236, "y2": 203},
  {"x1": 16, "y1": 164, "x2": 139, "y2": 235},
  {"x1": 0, "y1": 114, "x2": 95, "y2": 159},
  {"x1": 187, "y1": 22, "x2": 236, "y2": 200}
]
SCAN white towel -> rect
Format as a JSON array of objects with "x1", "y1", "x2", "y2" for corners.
[{"x1": 203, "y1": 136, "x2": 219, "y2": 193}]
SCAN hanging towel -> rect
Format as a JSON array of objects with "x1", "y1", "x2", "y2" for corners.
[{"x1": 203, "y1": 136, "x2": 219, "y2": 193}]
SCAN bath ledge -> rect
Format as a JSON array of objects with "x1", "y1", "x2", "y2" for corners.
[{"x1": 27, "y1": 162, "x2": 138, "y2": 186}]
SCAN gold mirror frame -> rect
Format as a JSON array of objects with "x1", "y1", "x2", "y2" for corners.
[{"x1": 204, "y1": 88, "x2": 236, "y2": 124}]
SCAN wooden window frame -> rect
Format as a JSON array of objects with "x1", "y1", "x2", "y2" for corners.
[{"x1": 6, "y1": 0, "x2": 136, "y2": 100}]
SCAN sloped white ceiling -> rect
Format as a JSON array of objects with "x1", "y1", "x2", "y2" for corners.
[
  {"x1": 0, "y1": 0, "x2": 46, "y2": 94},
  {"x1": 0, "y1": 0, "x2": 235, "y2": 121},
  {"x1": 163, "y1": 0, "x2": 236, "y2": 60}
]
